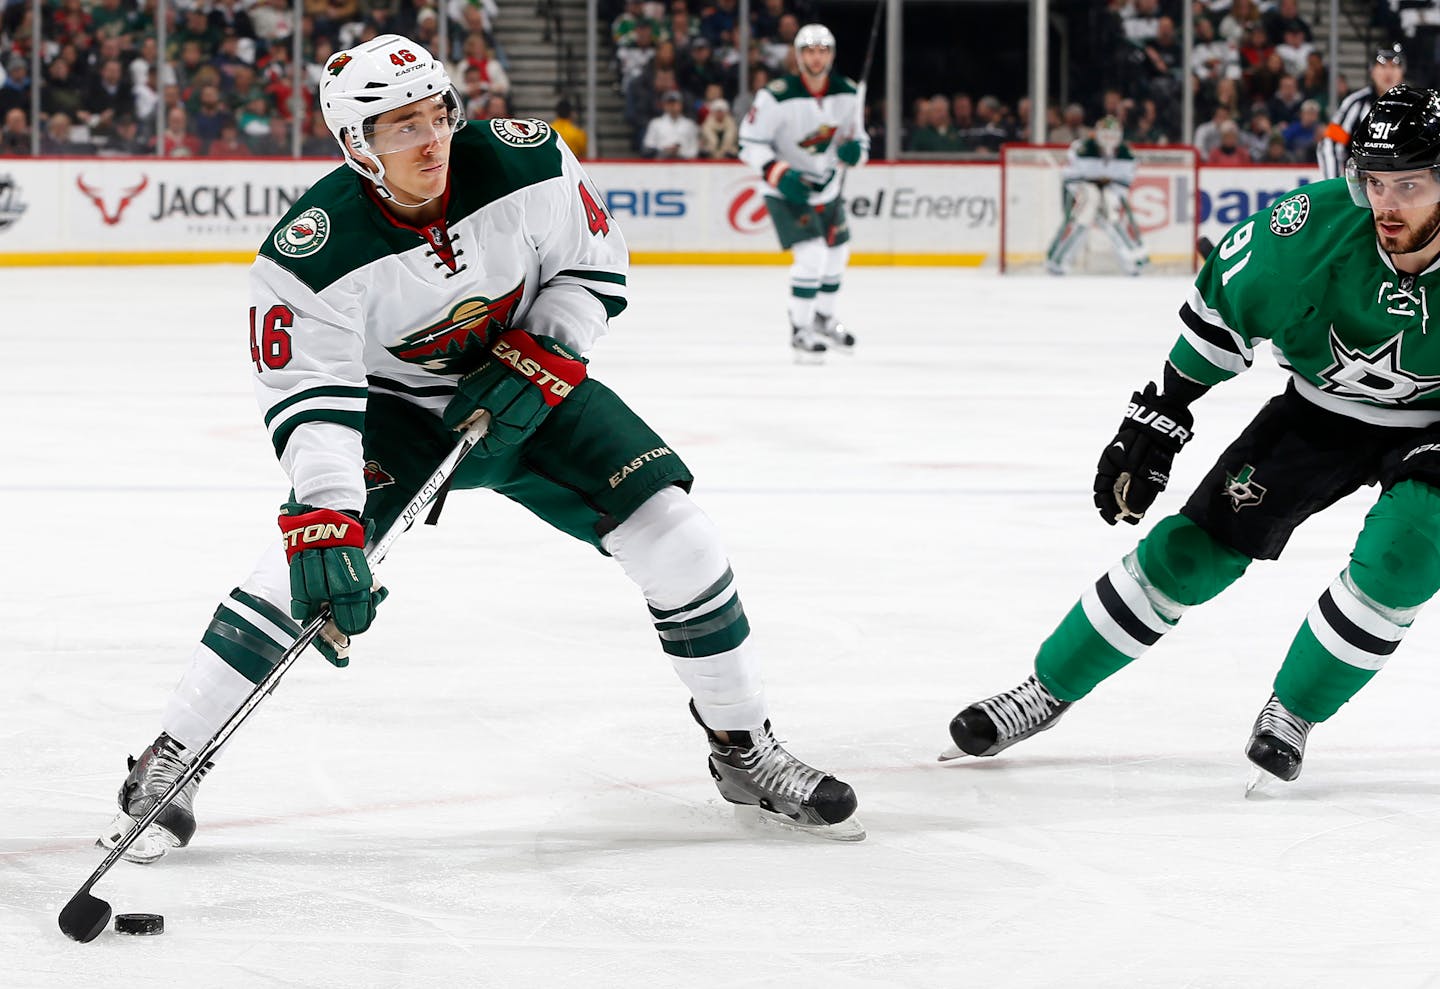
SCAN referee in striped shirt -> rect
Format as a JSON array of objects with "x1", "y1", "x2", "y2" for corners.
[{"x1": 1317, "y1": 44, "x2": 1406, "y2": 179}]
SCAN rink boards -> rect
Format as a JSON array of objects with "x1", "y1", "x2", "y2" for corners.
[{"x1": 0, "y1": 156, "x2": 1321, "y2": 266}]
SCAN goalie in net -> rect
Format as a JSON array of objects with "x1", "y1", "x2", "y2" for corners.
[{"x1": 1044, "y1": 117, "x2": 1150, "y2": 276}]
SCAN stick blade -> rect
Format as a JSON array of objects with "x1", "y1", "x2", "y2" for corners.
[{"x1": 59, "y1": 891, "x2": 111, "y2": 943}]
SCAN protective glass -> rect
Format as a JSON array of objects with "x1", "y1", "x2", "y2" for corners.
[
  {"x1": 365, "y1": 91, "x2": 465, "y2": 155},
  {"x1": 1345, "y1": 160, "x2": 1440, "y2": 210}
]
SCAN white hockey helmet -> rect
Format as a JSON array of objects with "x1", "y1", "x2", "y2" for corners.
[
  {"x1": 1094, "y1": 115, "x2": 1123, "y2": 153},
  {"x1": 794, "y1": 22, "x2": 835, "y2": 62},
  {"x1": 318, "y1": 33, "x2": 466, "y2": 199}
]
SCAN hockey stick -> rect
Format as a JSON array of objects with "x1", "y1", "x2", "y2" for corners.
[
  {"x1": 836, "y1": 0, "x2": 885, "y2": 186},
  {"x1": 58, "y1": 413, "x2": 490, "y2": 943}
]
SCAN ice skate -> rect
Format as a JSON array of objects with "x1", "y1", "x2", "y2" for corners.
[
  {"x1": 939, "y1": 674, "x2": 1072, "y2": 761},
  {"x1": 812, "y1": 313, "x2": 855, "y2": 353},
  {"x1": 790, "y1": 322, "x2": 828, "y2": 364},
  {"x1": 1244, "y1": 694, "x2": 1313, "y2": 795},
  {"x1": 692, "y1": 701, "x2": 863, "y2": 841},
  {"x1": 96, "y1": 733, "x2": 212, "y2": 864}
]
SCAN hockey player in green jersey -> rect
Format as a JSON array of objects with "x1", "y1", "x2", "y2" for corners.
[
  {"x1": 1045, "y1": 116, "x2": 1150, "y2": 276},
  {"x1": 738, "y1": 23, "x2": 868, "y2": 361},
  {"x1": 95, "y1": 34, "x2": 861, "y2": 859},
  {"x1": 945, "y1": 85, "x2": 1440, "y2": 790}
]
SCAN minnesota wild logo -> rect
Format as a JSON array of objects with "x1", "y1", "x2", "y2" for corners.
[
  {"x1": 1224, "y1": 464, "x2": 1266, "y2": 512},
  {"x1": 363, "y1": 460, "x2": 395, "y2": 491},
  {"x1": 798, "y1": 124, "x2": 838, "y2": 153},
  {"x1": 326, "y1": 53, "x2": 353, "y2": 77},
  {"x1": 387, "y1": 283, "x2": 526, "y2": 372}
]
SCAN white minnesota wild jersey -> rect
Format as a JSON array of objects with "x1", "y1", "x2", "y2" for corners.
[
  {"x1": 249, "y1": 119, "x2": 626, "y2": 508},
  {"x1": 738, "y1": 72, "x2": 869, "y2": 204},
  {"x1": 1063, "y1": 137, "x2": 1138, "y2": 187}
]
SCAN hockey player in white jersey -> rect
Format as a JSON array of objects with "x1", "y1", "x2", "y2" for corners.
[
  {"x1": 95, "y1": 34, "x2": 862, "y2": 860},
  {"x1": 1044, "y1": 117, "x2": 1150, "y2": 276},
  {"x1": 738, "y1": 23, "x2": 869, "y2": 360}
]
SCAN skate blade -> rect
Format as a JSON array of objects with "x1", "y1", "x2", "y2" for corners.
[
  {"x1": 792, "y1": 349, "x2": 826, "y2": 366},
  {"x1": 96, "y1": 811, "x2": 178, "y2": 864},
  {"x1": 936, "y1": 745, "x2": 966, "y2": 763},
  {"x1": 732, "y1": 804, "x2": 867, "y2": 842},
  {"x1": 1244, "y1": 767, "x2": 1283, "y2": 799}
]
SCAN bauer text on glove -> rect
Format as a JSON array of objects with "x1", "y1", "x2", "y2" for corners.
[{"x1": 1093, "y1": 382, "x2": 1194, "y2": 525}]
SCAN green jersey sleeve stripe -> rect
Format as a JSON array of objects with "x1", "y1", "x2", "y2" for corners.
[
  {"x1": 270, "y1": 408, "x2": 366, "y2": 457},
  {"x1": 367, "y1": 373, "x2": 456, "y2": 398},
  {"x1": 262, "y1": 384, "x2": 369, "y2": 428},
  {"x1": 554, "y1": 267, "x2": 627, "y2": 287},
  {"x1": 584, "y1": 287, "x2": 628, "y2": 318}
]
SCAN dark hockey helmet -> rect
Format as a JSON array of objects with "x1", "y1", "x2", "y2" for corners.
[{"x1": 1345, "y1": 85, "x2": 1440, "y2": 209}]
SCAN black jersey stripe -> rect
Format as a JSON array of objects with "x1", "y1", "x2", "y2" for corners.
[
  {"x1": 1095, "y1": 573, "x2": 1162, "y2": 647},
  {"x1": 1317, "y1": 589, "x2": 1400, "y2": 657},
  {"x1": 1179, "y1": 302, "x2": 1247, "y2": 358}
]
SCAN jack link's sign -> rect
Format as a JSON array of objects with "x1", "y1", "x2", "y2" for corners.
[{"x1": 0, "y1": 156, "x2": 1320, "y2": 263}]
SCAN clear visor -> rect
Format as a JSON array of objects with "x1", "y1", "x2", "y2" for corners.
[
  {"x1": 364, "y1": 91, "x2": 465, "y2": 156},
  {"x1": 1345, "y1": 160, "x2": 1440, "y2": 210}
]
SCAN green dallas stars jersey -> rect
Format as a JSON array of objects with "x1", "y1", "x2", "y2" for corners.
[
  {"x1": 248, "y1": 119, "x2": 626, "y2": 511},
  {"x1": 1177, "y1": 177, "x2": 1440, "y2": 427},
  {"x1": 737, "y1": 71, "x2": 869, "y2": 205}
]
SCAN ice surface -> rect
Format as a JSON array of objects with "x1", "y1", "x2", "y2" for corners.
[{"x1": 5, "y1": 265, "x2": 1440, "y2": 987}]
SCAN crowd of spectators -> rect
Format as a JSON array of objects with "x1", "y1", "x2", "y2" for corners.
[
  {"x1": 0, "y1": 0, "x2": 1398, "y2": 164},
  {"x1": 610, "y1": 0, "x2": 818, "y2": 157},
  {"x1": 0, "y1": 0, "x2": 526, "y2": 158}
]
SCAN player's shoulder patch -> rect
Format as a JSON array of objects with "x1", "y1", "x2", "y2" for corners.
[
  {"x1": 1269, "y1": 192, "x2": 1310, "y2": 237},
  {"x1": 489, "y1": 117, "x2": 552, "y2": 148},
  {"x1": 272, "y1": 206, "x2": 331, "y2": 258},
  {"x1": 766, "y1": 78, "x2": 789, "y2": 95}
]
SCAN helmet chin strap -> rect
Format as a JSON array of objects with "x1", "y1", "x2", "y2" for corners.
[{"x1": 343, "y1": 134, "x2": 438, "y2": 209}]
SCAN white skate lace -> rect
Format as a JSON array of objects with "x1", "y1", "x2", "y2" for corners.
[
  {"x1": 978, "y1": 676, "x2": 1062, "y2": 740},
  {"x1": 737, "y1": 729, "x2": 825, "y2": 804},
  {"x1": 1254, "y1": 697, "x2": 1312, "y2": 752}
]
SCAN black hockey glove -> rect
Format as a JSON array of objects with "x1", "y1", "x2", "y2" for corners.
[{"x1": 1093, "y1": 382, "x2": 1194, "y2": 525}]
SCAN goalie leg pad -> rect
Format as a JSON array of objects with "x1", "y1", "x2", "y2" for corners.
[
  {"x1": 603, "y1": 486, "x2": 767, "y2": 730},
  {"x1": 1067, "y1": 181, "x2": 1101, "y2": 225}
]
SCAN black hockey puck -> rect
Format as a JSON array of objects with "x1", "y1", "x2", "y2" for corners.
[{"x1": 114, "y1": 913, "x2": 164, "y2": 935}]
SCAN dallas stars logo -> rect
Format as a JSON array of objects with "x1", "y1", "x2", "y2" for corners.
[
  {"x1": 1269, "y1": 194, "x2": 1309, "y2": 237},
  {"x1": 1224, "y1": 464, "x2": 1266, "y2": 512},
  {"x1": 387, "y1": 283, "x2": 526, "y2": 373},
  {"x1": 1317, "y1": 327, "x2": 1440, "y2": 404}
]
